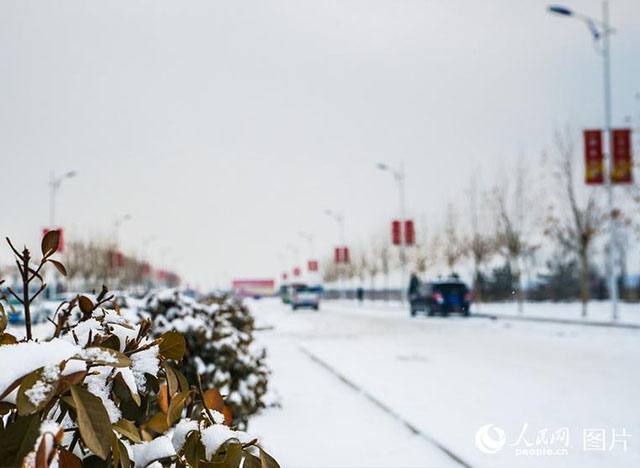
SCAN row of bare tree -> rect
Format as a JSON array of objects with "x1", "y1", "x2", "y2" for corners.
[{"x1": 321, "y1": 130, "x2": 638, "y2": 316}]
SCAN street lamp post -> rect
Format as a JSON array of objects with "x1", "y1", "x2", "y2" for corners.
[
  {"x1": 377, "y1": 162, "x2": 407, "y2": 303},
  {"x1": 324, "y1": 209, "x2": 346, "y2": 299},
  {"x1": 299, "y1": 231, "x2": 315, "y2": 259},
  {"x1": 548, "y1": 2, "x2": 619, "y2": 320},
  {"x1": 49, "y1": 170, "x2": 77, "y2": 226}
]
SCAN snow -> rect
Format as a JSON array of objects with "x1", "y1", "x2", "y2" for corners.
[
  {"x1": 130, "y1": 435, "x2": 176, "y2": 467},
  {"x1": 200, "y1": 424, "x2": 251, "y2": 460},
  {"x1": 248, "y1": 298, "x2": 640, "y2": 468},
  {"x1": 130, "y1": 345, "x2": 160, "y2": 390},
  {"x1": 0, "y1": 339, "x2": 83, "y2": 402},
  {"x1": 171, "y1": 419, "x2": 199, "y2": 452},
  {"x1": 84, "y1": 366, "x2": 121, "y2": 423},
  {"x1": 77, "y1": 347, "x2": 118, "y2": 363}
]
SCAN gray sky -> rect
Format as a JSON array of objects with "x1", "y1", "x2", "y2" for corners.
[{"x1": 1, "y1": 0, "x2": 639, "y2": 288}]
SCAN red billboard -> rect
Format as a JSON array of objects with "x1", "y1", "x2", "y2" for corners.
[
  {"x1": 232, "y1": 279, "x2": 276, "y2": 297},
  {"x1": 583, "y1": 130, "x2": 604, "y2": 185},
  {"x1": 611, "y1": 128, "x2": 633, "y2": 184}
]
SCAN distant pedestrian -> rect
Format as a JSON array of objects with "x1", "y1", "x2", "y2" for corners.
[
  {"x1": 356, "y1": 286, "x2": 364, "y2": 303},
  {"x1": 408, "y1": 273, "x2": 420, "y2": 298}
]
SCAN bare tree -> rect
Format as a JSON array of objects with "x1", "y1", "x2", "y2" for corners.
[
  {"x1": 492, "y1": 156, "x2": 538, "y2": 313},
  {"x1": 466, "y1": 179, "x2": 496, "y2": 304},
  {"x1": 442, "y1": 203, "x2": 466, "y2": 273},
  {"x1": 545, "y1": 130, "x2": 605, "y2": 317},
  {"x1": 355, "y1": 249, "x2": 368, "y2": 287},
  {"x1": 375, "y1": 240, "x2": 391, "y2": 300},
  {"x1": 412, "y1": 228, "x2": 441, "y2": 279},
  {"x1": 366, "y1": 244, "x2": 380, "y2": 293}
]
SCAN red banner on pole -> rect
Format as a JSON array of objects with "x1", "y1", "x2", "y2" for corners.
[
  {"x1": 391, "y1": 220, "x2": 401, "y2": 245},
  {"x1": 583, "y1": 129, "x2": 604, "y2": 185},
  {"x1": 334, "y1": 247, "x2": 349, "y2": 264},
  {"x1": 293, "y1": 267, "x2": 301, "y2": 277},
  {"x1": 404, "y1": 220, "x2": 415, "y2": 246},
  {"x1": 611, "y1": 128, "x2": 633, "y2": 184},
  {"x1": 282, "y1": 272, "x2": 288, "y2": 281},
  {"x1": 308, "y1": 260, "x2": 318, "y2": 272}
]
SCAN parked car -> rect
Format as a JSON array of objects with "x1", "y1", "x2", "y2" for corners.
[
  {"x1": 291, "y1": 284, "x2": 322, "y2": 311},
  {"x1": 409, "y1": 279, "x2": 471, "y2": 317}
]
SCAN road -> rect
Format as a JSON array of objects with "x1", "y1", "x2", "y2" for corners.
[{"x1": 248, "y1": 298, "x2": 640, "y2": 468}]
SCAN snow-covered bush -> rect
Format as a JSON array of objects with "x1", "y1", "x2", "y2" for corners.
[
  {"x1": 0, "y1": 232, "x2": 279, "y2": 468},
  {"x1": 139, "y1": 291, "x2": 269, "y2": 429}
]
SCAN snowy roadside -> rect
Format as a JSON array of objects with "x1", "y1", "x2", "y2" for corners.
[
  {"x1": 322, "y1": 299, "x2": 640, "y2": 327},
  {"x1": 248, "y1": 306, "x2": 462, "y2": 467},
  {"x1": 248, "y1": 298, "x2": 640, "y2": 468}
]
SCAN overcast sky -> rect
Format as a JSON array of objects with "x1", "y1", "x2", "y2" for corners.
[{"x1": 1, "y1": 0, "x2": 639, "y2": 288}]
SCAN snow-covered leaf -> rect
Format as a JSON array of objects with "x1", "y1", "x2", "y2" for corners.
[
  {"x1": 16, "y1": 367, "x2": 59, "y2": 416},
  {"x1": 72, "y1": 347, "x2": 131, "y2": 368}
]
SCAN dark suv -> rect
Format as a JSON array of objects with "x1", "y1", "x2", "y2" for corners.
[{"x1": 409, "y1": 280, "x2": 472, "y2": 317}]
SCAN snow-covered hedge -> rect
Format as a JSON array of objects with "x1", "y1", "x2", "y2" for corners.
[
  {"x1": 138, "y1": 291, "x2": 269, "y2": 429},
  {"x1": 0, "y1": 233, "x2": 279, "y2": 468}
]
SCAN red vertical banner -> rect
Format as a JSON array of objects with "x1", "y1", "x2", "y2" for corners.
[
  {"x1": 293, "y1": 267, "x2": 301, "y2": 277},
  {"x1": 583, "y1": 129, "x2": 604, "y2": 185},
  {"x1": 282, "y1": 272, "x2": 288, "y2": 281},
  {"x1": 334, "y1": 247, "x2": 341, "y2": 264},
  {"x1": 611, "y1": 128, "x2": 633, "y2": 184},
  {"x1": 308, "y1": 260, "x2": 318, "y2": 272},
  {"x1": 343, "y1": 247, "x2": 350, "y2": 263},
  {"x1": 391, "y1": 220, "x2": 401, "y2": 245},
  {"x1": 404, "y1": 220, "x2": 415, "y2": 245}
]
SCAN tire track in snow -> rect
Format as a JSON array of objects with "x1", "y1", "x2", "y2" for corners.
[{"x1": 299, "y1": 345, "x2": 474, "y2": 468}]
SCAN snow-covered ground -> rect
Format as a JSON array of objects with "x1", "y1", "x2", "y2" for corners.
[
  {"x1": 314, "y1": 299, "x2": 640, "y2": 326},
  {"x1": 248, "y1": 298, "x2": 640, "y2": 468}
]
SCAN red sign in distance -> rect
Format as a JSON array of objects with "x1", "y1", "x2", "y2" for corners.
[
  {"x1": 583, "y1": 129, "x2": 604, "y2": 185},
  {"x1": 611, "y1": 128, "x2": 633, "y2": 184}
]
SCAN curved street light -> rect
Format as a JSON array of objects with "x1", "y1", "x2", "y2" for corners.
[
  {"x1": 547, "y1": 1, "x2": 619, "y2": 320},
  {"x1": 49, "y1": 170, "x2": 77, "y2": 226}
]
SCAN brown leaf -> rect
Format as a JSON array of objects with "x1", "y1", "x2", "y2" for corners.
[
  {"x1": 203, "y1": 389, "x2": 225, "y2": 413},
  {"x1": 0, "y1": 333, "x2": 18, "y2": 346},
  {"x1": 166, "y1": 390, "x2": 190, "y2": 427},
  {"x1": 69, "y1": 385, "x2": 112, "y2": 460},
  {"x1": 222, "y1": 406, "x2": 233, "y2": 426},
  {"x1": 49, "y1": 260, "x2": 67, "y2": 277},
  {"x1": 144, "y1": 412, "x2": 169, "y2": 435},
  {"x1": 41, "y1": 231, "x2": 60, "y2": 257},
  {"x1": 158, "y1": 384, "x2": 169, "y2": 414},
  {"x1": 78, "y1": 296, "x2": 94, "y2": 314},
  {"x1": 158, "y1": 331, "x2": 186, "y2": 361},
  {"x1": 58, "y1": 448, "x2": 82, "y2": 468}
]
